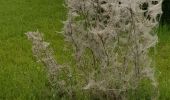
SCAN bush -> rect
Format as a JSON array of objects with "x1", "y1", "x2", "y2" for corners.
[{"x1": 26, "y1": 0, "x2": 163, "y2": 99}]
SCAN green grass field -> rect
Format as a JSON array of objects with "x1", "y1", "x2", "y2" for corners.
[
  {"x1": 0, "y1": 0, "x2": 67, "y2": 99},
  {"x1": 0, "y1": 0, "x2": 169, "y2": 99},
  {"x1": 157, "y1": 26, "x2": 170, "y2": 100}
]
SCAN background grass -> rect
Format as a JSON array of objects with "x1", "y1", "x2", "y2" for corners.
[
  {"x1": 157, "y1": 25, "x2": 170, "y2": 100},
  {"x1": 0, "y1": 0, "x2": 67, "y2": 99},
  {"x1": 0, "y1": 0, "x2": 169, "y2": 99}
]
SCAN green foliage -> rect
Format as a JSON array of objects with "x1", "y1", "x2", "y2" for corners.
[{"x1": 162, "y1": 0, "x2": 170, "y2": 24}]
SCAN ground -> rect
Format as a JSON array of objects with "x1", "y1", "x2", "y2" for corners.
[{"x1": 0, "y1": 0, "x2": 169, "y2": 99}]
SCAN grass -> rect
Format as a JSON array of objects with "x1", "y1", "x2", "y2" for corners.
[
  {"x1": 0, "y1": 0, "x2": 169, "y2": 99},
  {"x1": 0, "y1": 0, "x2": 67, "y2": 99},
  {"x1": 156, "y1": 25, "x2": 170, "y2": 100}
]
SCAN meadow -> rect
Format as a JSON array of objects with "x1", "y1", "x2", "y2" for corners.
[{"x1": 0, "y1": 0, "x2": 169, "y2": 99}]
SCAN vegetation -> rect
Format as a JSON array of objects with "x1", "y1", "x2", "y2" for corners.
[
  {"x1": 0, "y1": 0, "x2": 169, "y2": 99},
  {"x1": 0, "y1": 0, "x2": 67, "y2": 99},
  {"x1": 162, "y1": 0, "x2": 170, "y2": 24}
]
